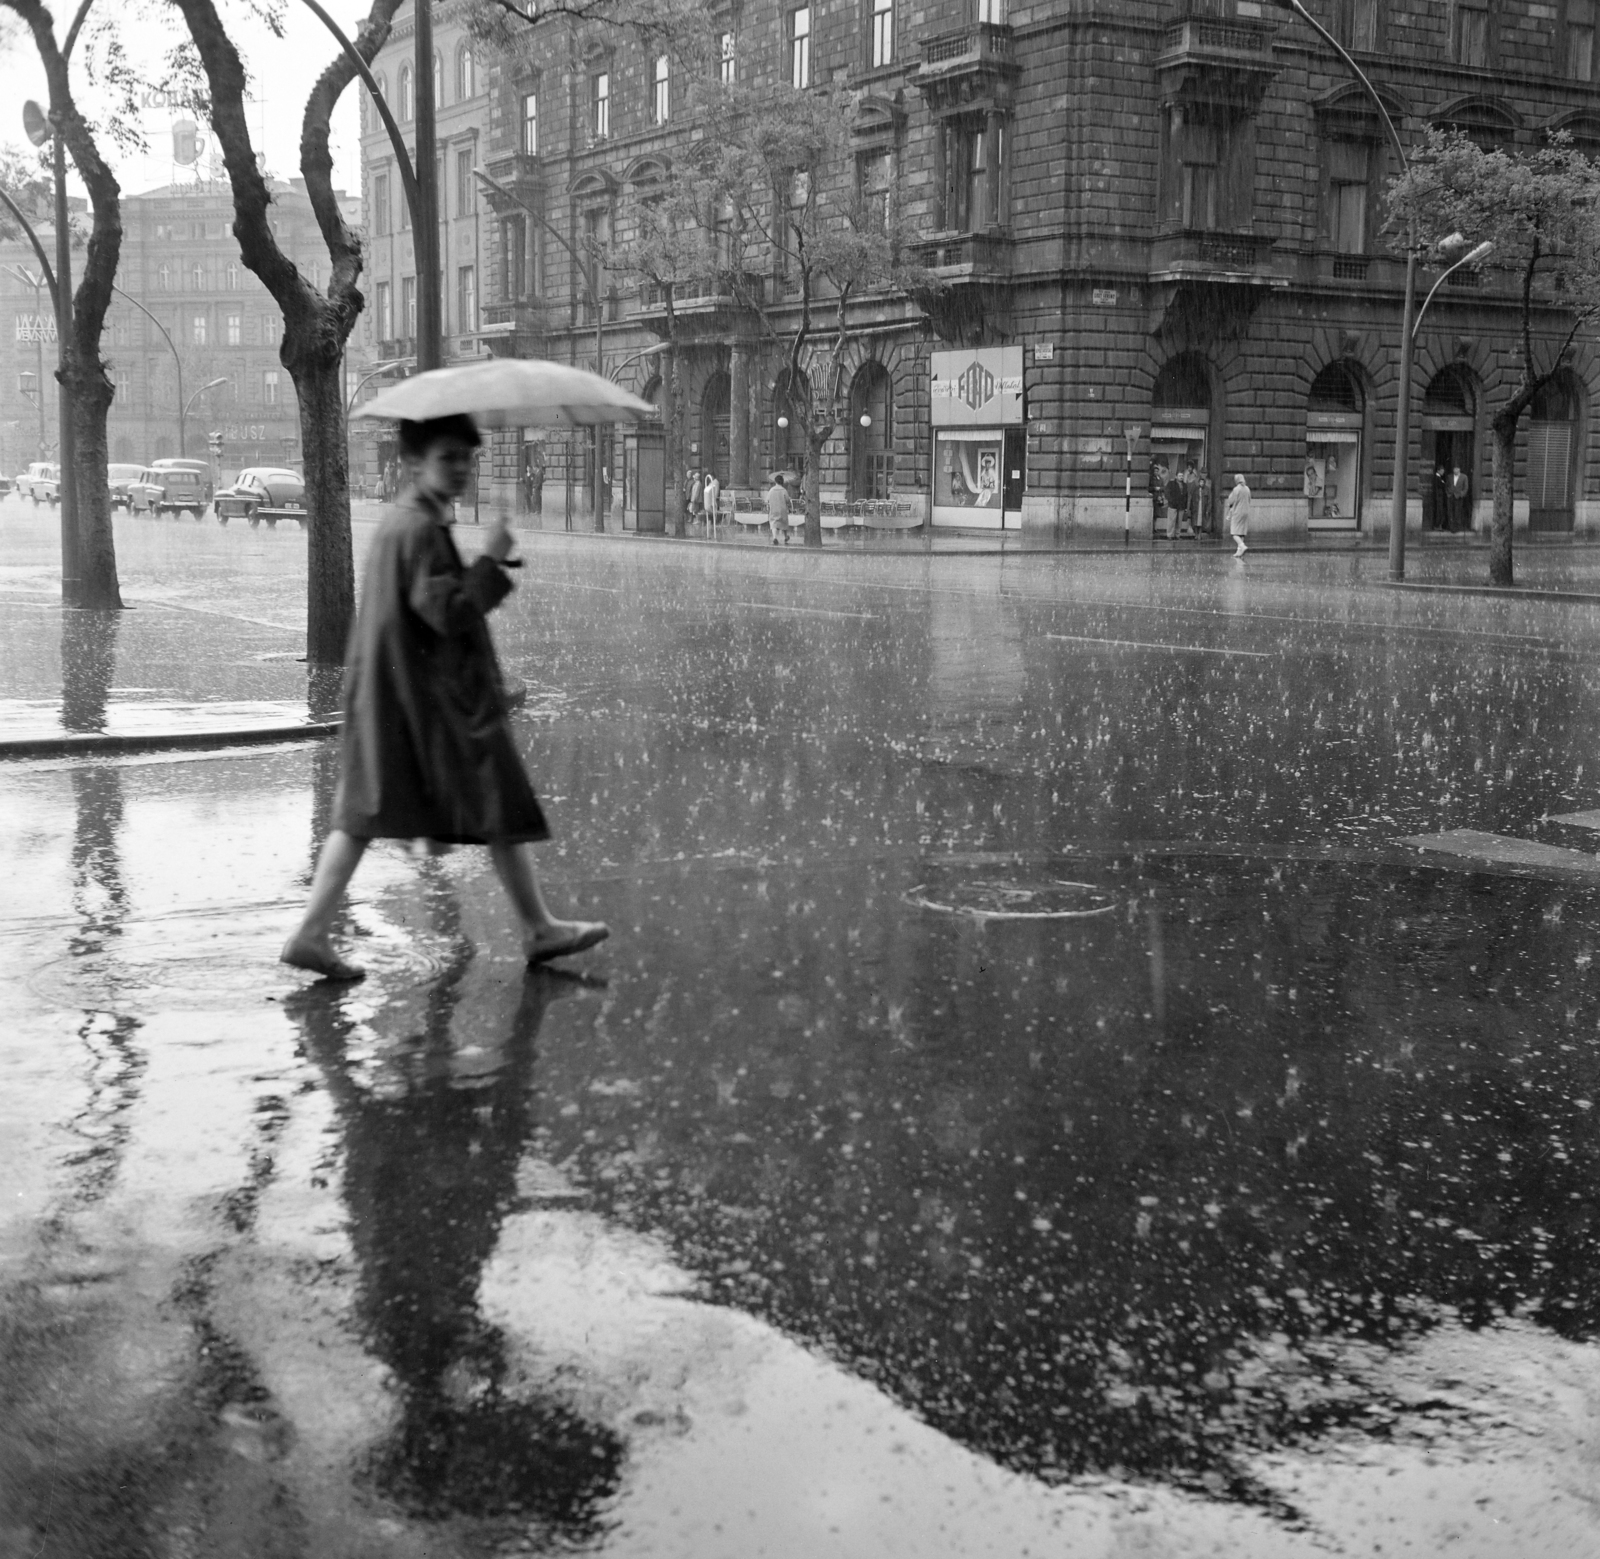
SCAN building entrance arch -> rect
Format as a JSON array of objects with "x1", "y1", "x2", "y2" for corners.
[
  {"x1": 1306, "y1": 361, "x2": 1364, "y2": 531},
  {"x1": 700, "y1": 371, "x2": 730, "y2": 483},
  {"x1": 849, "y1": 362, "x2": 894, "y2": 500},
  {"x1": 1421, "y1": 365, "x2": 1477, "y2": 532},
  {"x1": 1150, "y1": 353, "x2": 1214, "y2": 538},
  {"x1": 1528, "y1": 374, "x2": 1581, "y2": 533}
]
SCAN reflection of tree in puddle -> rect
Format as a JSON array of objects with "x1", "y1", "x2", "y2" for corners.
[{"x1": 286, "y1": 930, "x2": 623, "y2": 1538}]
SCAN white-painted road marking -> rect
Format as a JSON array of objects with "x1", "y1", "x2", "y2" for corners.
[{"x1": 1045, "y1": 633, "x2": 1268, "y2": 659}]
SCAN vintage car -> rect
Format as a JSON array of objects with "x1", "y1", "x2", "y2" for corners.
[
  {"x1": 16, "y1": 461, "x2": 59, "y2": 504},
  {"x1": 0, "y1": 472, "x2": 13, "y2": 498},
  {"x1": 128, "y1": 464, "x2": 210, "y2": 518},
  {"x1": 213, "y1": 467, "x2": 306, "y2": 527},
  {"x1": 151, "y1": 457, "x2": 214, "y2": 507},
  {"x1": 107, "y1": 463, "x2": 144, "y2": 511}
]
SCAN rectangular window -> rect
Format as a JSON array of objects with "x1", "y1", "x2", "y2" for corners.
[
  {"x1": 113, "y1": 366, "x2": 130, "y2": 400},
  {"x1": 1455, "y1": 0, "x2": 1491, "y2": 66},
  {"x1": 943, "y1": 118, "x2": 1005, "y2": 231},
  {"x1": 582, "y1": 206, "x2": 611, "y2": 320},
  {"x1": 192, "y1": 313, "x2": 208, "y2": 346},
  {"x1": 1571, "y1": 0, "x2": 1596, "y2": 80},
  {"x1": 400, "y1": 176, "x2": 411, "y2": 229},
  {"x1": 1327, "y1": 140, "x2": 1370, "y2": 254},
  {"x1": 375, "y1": 280, "x2": 392, "y2": 340},
  {"x1": 1334, "y1": 0, "x2": 1380, "y2": 49},
  {"x1": 790, "y1": 7, "x2": 811, "y2": 89},
  {"x1": 225, "y1": 311, "x2": 242, "y2": 346},
  {"x1": 872, "y1": 0, "x2": 894, "y2": 67},
  {"x1": 592, "y1": 72, "x2": 610, "y2": 139},
  {"x1": 654, "y1": 55, "x2": 670, "y2": 123},
  {"x1": 858, "y1": 148, "x2": 893, "y2": 231},
  {"x1": 263, "y1": 369, "x2": 279, "y2": 406},
  {"x1": 521, "y1": 92, "x2": 538, "y2": 155},
  {"x1": 503, "y1": 216, "x2": 526, "y2": 299},
  {"x1": 976, "y1": 0, "x2": 1006, "y2": 22},
  {"x1": 456, "y1": 147, "x2": 474, "y2": 217},
  {"x1": 402, "y1": 276, "x2": 417, "y2": 339},
  {"x1": 111, "y1": 315, "x2": 129, "y2": 347},
  {"x1": 373, "y1": 172, "x2": 390, "y2": 236},
  {"x1": 458, "y1": 265, "x2": 477, "y2": 334},
  {"x1": 261, "y1": 314, "x2": 280, "y2": 346},
  {"x1": 720, "y1": 31, "x2": 736, "y2": 83}
]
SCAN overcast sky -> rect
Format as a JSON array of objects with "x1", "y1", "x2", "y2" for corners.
[{"x1": 0, "y1": 0, "x2": 371, "y2": 206}]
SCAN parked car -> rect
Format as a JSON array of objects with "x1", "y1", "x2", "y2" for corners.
[
  {"x1": 213, "y1": 467, "x2": 306, "y2": 527},
  {"x1": 107, "y1": 463, "x2": 144, "y2": 511},
  {"x1": 128, "y1": 464, "x2": 210, "y2": 518},
  {"x1": 16, "y1": 461, "x2": 59, "y2": 504},
  {"x1": 150, "y1": 457, "x2": 214, "y2": 508},
  {"x1": 0, "y1": 473, "x2": 13, "y2": 499}
]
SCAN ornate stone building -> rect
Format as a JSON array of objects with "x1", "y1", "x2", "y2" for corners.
[{"x1": 360, "y1": 0, "x2": 1600, "y2": 537}]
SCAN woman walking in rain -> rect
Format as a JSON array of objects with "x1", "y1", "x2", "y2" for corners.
[
  {"x1": 282, "y1": 413, "x2": 608, "y2": 981},
  {"x1": 1226, "y1": 472, "x2": 1252, "y2": 558}
]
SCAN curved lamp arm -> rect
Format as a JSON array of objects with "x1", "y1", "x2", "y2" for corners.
[{"x1": 1413, "y1": 241, "x2": 1495, "y2": 340}]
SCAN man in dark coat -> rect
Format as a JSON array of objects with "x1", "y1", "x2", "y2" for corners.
[{"x1": 281, "y1": 413, "x2": 608, "y2": 981}]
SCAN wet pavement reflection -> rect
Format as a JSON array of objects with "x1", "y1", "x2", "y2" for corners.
[{"x1": 3, "y1": 505, "x2": 1600, "y2": 1553}]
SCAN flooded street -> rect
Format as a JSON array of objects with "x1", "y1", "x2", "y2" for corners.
[{"x1": 3, "y1": 506, "x2": 1599, "y2": 1555}]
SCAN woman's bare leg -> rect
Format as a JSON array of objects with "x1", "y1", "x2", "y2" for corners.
[
  {"x1": 490, "y1": 843, "x2": 609, "y2": 963},
  {"x1": 281, "y1": 831, "x2": 369, "y2": 979}
]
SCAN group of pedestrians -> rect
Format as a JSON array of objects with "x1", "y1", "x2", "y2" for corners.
[{"x1": 1150, "y1": 460, "x2": 1252, "y2": 558}]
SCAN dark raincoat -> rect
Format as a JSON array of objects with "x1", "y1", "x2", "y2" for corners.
[{"x1": 332, "y1": 488, "x2": 550, "y2": 845}]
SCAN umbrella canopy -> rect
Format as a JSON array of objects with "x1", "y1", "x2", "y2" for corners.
[{"x1": 353, "y1": 358, "x2": 657, "y2": 429}]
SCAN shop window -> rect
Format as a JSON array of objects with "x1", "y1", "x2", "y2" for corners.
[
  {"x1": 1568, "y1": 0, "x2": 1597, "y2": 81},
  {"x1": 871, "y1": 0, "x2": 894, "y2": 68},
  {"x1": 521, "y1": 91, "x2": 539, "y2": 155},
  {"x1": 1162, "y1": 108, "x2": 1253, "y2": 233},
  {"x1": 1325, "y1": 141, "x2": 1371, "y2": 253},
  {"x1": 591, "y1": 72, "x2": 610, "y2": 139},
  {"x1": 940, "y1": 116, "x2": 1007, "y2": 232},
  {"x1": 791, "y1": 7, "x2": 811, "y2": 89},
  {"x1": 1454, "y1": 0, "x2": 1493, "y2": 67}
]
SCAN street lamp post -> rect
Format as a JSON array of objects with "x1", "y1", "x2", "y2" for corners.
[{"x1": 110, "y1": 282, "x2": 189, "y2": 455}]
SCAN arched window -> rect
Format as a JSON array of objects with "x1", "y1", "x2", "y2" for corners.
[
  {"x1": 398, "y1": 63, "x2": 413, "y2": 122},
  {"x1": 456, "y1": 42, "x2": 476, "y2": 99},
  {"x1": 1529, "y1": 373, "x2": 1582, "y2": 532},
  {"x1": 433, "y1": 50, "x2": 443, "y2": 109},
  {"x1": 849, "y1": 362, "x2": 894, "y2": 499},
  {"x1": 700, "y1": 372, "x2": 730, "y2": 479},
  {"x1": 1305, "y1": 362, "x2": 1365, "y2": 530},
  {"x1": 772, "y1": 368, "x2": 809, "y2": 476}
]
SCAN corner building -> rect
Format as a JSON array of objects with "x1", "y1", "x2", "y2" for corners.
[{"x1": 377, "y1": 0, "x2": 1600, "y2": 538}]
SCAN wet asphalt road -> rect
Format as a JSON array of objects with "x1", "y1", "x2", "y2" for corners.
[{"x1": 2, "y1": 500, "x2": 1600, "y2": 1556}]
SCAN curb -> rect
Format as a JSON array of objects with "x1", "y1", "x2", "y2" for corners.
[
  {"x1": 1375, "y1": 580, "x2": 1600, "y2": 605},
  {"x1": 0, "y1": 718, "x2": 341, "y2": 760}
]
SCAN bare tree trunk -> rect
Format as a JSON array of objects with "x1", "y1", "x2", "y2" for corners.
[
  {"x1": 803, "y1": 431, "x2": 823, "y2": 548},
  {"x1": 1489, "y1": 413, "x2": 1517, "y2": 588},
  {"x1": 665, "y1": 342, "x2": 686, "y2": 538},
  {"x1": 71, "y1": 369, "x2": 119, "y2": 603},
  {"x1": 290, "y1": 347, "x2": 354, "y2": 664}
]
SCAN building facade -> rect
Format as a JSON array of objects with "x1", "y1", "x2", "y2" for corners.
[
  {"x1": 358, "y1": 0, "x2": 1600, "y2": 537},
  {"x1": 1, "y1": 171, "x2": 362, "y2": 484}
]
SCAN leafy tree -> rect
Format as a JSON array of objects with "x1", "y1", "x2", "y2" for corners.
[
  {"x1": 702, "y1": 83, "x2": 939, "y2": 548},
  {"x1": 169, "y1": 0, "x2": 404, "y2": 663},
  {"x1": 1387, "y1": 129, "x2": 1600, "y2": 586},
  {"x1": 2, "y1": 0, "x2": 127, "y2": 609}
]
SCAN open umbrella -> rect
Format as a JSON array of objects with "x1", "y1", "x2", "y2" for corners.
[{"x1": 352, "y1": 358, "x2": 656, "y2": 429}]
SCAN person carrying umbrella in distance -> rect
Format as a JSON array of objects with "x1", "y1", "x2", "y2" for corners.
[{"x1": 282, "y1": 359, "x2": 654, "y2": 981}]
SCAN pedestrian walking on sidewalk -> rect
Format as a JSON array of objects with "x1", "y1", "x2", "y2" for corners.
[
  {"x1": 1226, "y1": 473, "x2": 1252, "y2": 558},
  {"x1": 703, "y1": 470, "x2": 721, "y2": 530},
  {"x1": 689, "y1": 469, "x2": 705, "y2": 527},
  {"x1": 765, "y1": 472, "x2": 791, "y2": 545},
  {"x1": 281, "y1": 413, "x2": 608, "y2": 982}
]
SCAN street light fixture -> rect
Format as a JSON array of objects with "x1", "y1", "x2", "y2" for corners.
[{"x1": 1414, "y1": 241, "x2": 1495, "y2": 337}]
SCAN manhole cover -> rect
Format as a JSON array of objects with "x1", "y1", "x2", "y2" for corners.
[{"x1": 906, "y1": 878, "x2": 1118, "y2": 921}]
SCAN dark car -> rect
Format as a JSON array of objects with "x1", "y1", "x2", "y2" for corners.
[
  {"x1": 107, "y1": 463, "x2": 143, "y2": 511},
  {"x1": 213, "y1": 467, "x2": 306, "y2": 527},
  {"x1": 128, "y1": 464, "x2": 209, "y2": 518}
]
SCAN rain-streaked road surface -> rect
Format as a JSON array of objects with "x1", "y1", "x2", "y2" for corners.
[{"x1": 3, "y1": 503, "x2": 1599, "y2": 1556}]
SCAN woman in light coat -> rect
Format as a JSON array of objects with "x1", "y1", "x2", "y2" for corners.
[{"x1": 1225, "y1": 473, "x2": 1251, "y2": 558}]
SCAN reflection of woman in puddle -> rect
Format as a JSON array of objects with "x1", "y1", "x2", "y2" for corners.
[{"x1": 285, "y1": 958, "x2": 623, "y2": 1532}]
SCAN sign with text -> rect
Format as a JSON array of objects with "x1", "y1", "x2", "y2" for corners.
[
  {"x1": 931, "y1": 346, "x2": 1024, "y2": 428},
  {"x1": 15, "y1": 314, "x2": 56, "y2": 343}
]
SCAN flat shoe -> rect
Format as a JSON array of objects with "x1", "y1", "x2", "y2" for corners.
[
  {"x1": 280, "y1": 937, "x2": 365, "y2": 982},
  {"x1": 525, "y1": 921, "x2": 610, "y2": 965}
]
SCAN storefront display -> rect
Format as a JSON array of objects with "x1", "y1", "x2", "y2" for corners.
[
  {"x1": 931, "y1": 346, "x2": 1024, "y2": 529},
  {"x1": 1305, "y1": 410, "x2": 1361, "y2": 530}
]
